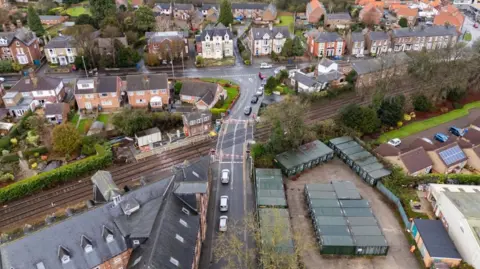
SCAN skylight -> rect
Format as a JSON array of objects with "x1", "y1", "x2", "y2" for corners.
[
  {"x1": 179, "y1": 218, "x2": 188, "y2": 227},
  {"x1": 170, "y1": 257, "x2": 179, "y2": 266},
  {"x1": 175, "y1": 234, "x2": 184, "y2": 243}
]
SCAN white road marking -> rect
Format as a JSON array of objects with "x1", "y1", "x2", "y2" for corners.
[
  {"x1": 230, "y1": 122, "x2": 239, "y2": 190},
  {"x1": 248, "y1": 78, "x2": 253, "y2": 82},
  {"x1": 220, "y1": 161, "x2": 243, "y2": 164}
]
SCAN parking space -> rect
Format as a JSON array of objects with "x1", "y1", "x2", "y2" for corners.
[{"x1": 286, "y1": 158, "x2": 419, "y2": 269}]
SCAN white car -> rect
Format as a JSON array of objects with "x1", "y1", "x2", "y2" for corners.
[
  {"x1": 387, "y1": 138, "x2": 402, "y2": 147},
  {"x1": 219, "y1": 216, "x2": 228, "y2": 232},
  {"x1": 260, "y1": 63, "x2": 273, "y2": 69},
  {"x1": 274, "y1": 66, "x2": 286, "y2": 75},
  {"x1": 220, "y1": 196, "x2": 229, "y2": 212},
  {"x1": 256, "y1": 88, "x2": 263, "y2": 96},
  {"x1": 0, "y1": 77, "x2": 5, "y2": 82},
  {"x1": 221, "y1": 169, "x2": 230, "y2": 184}
]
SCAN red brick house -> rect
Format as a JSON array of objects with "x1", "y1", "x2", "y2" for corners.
[
  {"x1": 0, "y1": 28, "x2": 41, "y2": 65},
  {"x1": 180, "y1": 80, "x2": 226, "y2": 110},
  {"x1": 307, "y1": 30, "x2": 345, "y2": 57},
  {"x1": 306, "y1": 0, "x2": 326, "y2": 23}
]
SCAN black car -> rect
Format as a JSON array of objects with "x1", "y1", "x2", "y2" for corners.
[
  {"x1": 251, "y1": 96, "x2": 259, "y2": 104},
  {"x1": 244, "y1": 106, "x2": 252, "y2": 116}
]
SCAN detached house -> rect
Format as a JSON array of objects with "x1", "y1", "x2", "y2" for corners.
[
  {"x1": 146, "y1": 31, "x2": 188, "y2": 60},
  {"x1": 0, "y1": 28, "x2": 41, "y2": 65},
  {"x1": 375, "y1": 144, "x2": 433, "y2": 176},
  {"x1": 180, "y1": 80, "x2": 226, "y2": 110},
  {"x1": 45, "y1": 35, "x2": 77, "y2": 66},
  {"x1": 173, "y1": 3, "x2": 194, "y2": 20},
  {"x1": 10, "y1": 76, "x2": 65, "y2": 105},
  {"x1": 391, "y1": 25, "x2": 458, "y2": 52},
  {"x1": 199, "y1": 3, "x2": 218, "y2": 17},
  {"x1": 262, "y1": 3, "x2": 278, "y2": 22},
  {"x1": 250, "y1": 25, "x2": 290, "y2": 56},
  {"x1": 196, "y1": 23, "x2": 233, "y2": 59},
  {"x1": 433, "y1": 5, "x2": 465, "y2": 31},
  {"x1": 306, "y1": 0, "x2": 326, "y2": 23},
  {"x1": 428, "y1": 142, "x2": 467, "y2": 174},
  {"x1": 307, "y1": 31, "x2": 345, "y2": 57},
  {"x1": 1, "y1": 91, "x2": 37, "y2": 118},
  {"x1": 366, "y1": 31, "x2": 391, "y2": 55},
  {"x1": 74, "y1": 76, "x2": 122, "y2": 112},
  {"x1": 127, "y1": 74, "x2": 170, "y2": 109},
  {"x1": 183, "y1": 111, "x2": 212, "y2": 137}
]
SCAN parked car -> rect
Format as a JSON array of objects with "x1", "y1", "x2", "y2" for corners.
[
  {"x1": 261, "y1": 79, "x2": 267, "y2": 86},
  {"x1": 221, "y1": 169, "x2": 230, "y2": 184},
  {"x1": 256, "y1": 88, "x2": 263, "y2": 96},
  {"x1": 260, "y1": 62, "x2": 273, "y2": 69},
  {"x1": 244, "y1": 106, "x2": 252, "y2": 116},
  {"x1": 251, "y1": 95, "x2": 259, "y2": 104},
  {"x1": 220, "y1": 196, "x2": 229, "y2": 212},
  {"x1": 0, "y1": 77, "x2": 5, "y2": 82},
  {"x1": 259, "y1": 72, "x2": 266, "y2": 79},
  {"x1": 449, "y1": 126, "x2": 467, "y2": 137},
  {"x1": 474, "y1": 23, "x2": 479, "y2": 28},
  {"x1": 387, "y1": 138, "x2": 401, "y2": 147},
  {"x1": 219, "y1": 216, "x2": 228, "y2": 232},
  {"x1": 274, "y1": 66, "x2": 286, "y2": 75},
  {"x1": 434, "y1": 133, "x2": 449, "y2": 143}
]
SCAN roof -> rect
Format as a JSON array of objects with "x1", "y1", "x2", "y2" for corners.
[
  {"x1": 180, "y1": 80, "x2": 218, "y2": 106},
  {"x1": 395, "y1": 7, "x2": 418, "y2": 17},
  {"x1": 275, "y1": 140, "x2": 333, "y2": 170},
  {"x1": 369, "y1": 31, "x2": 389, "y2": 40},
  {"x1": 374, "y1": 143, "x2": 400, "y2": 157},
  {"x1": 435, "y1": 143, "x2": 467, "y2": 167},
  {"x1": 0, "y1": 28, "x2": 37, "y2": 47},
  {"x1": 231, "y1": 3, "x2": 268, "y2": 10},
  {"x1": 75, "y1": 77, "x2": 119, "y2": 94},
  {"x1": 198, "y1": 23, "x2": 232, "y2": 42},
  {"x1": 326, "y1": 12, "x2": 352, "y2": 21},
  {"x1": 11, "y1": 76, "x2": 62, "y2": 93},
  {"x1": 98, "y1": 76, "x2": 119, "y2": 93},
  {"x1": 351, "y1": 52, "x2": 411, "y2": 75},
  {"x1": 147, "y1": 31, "x2": 185, "y2": 44},
  {"x1": 311, "y1": 31, "x2": 343, "y2": 43},
  {"x1": 45, "y1": 103, "x2": 69, "y2": 116},
  {"x1": 307, "y1": 0, "x2": 324, "y2": 13},
  {"x1": 347, "y1": 217, "x2": 378, "y2": 226},
  {"x1": 317, "y1": 70, "x2": 343, "y2": 83},
  {"x1": 265, "y1": 3, "x2": 277, "y2": 16},
  {"x1": 173, "y1": 3, "x2": 193, "y2": 10},
  {"x1": 91, "y1": 170, "x2": 122, "y2": 202},
  {"x1": 332, "y1": 181, "x2": 361, "y2": 200},
  {"x1": 408, "y1": 137, "x2": 438, "y2": 151},
  {"x1": 353, "y1": 235, "x2": 388, "y2": 246},
  {"x1": 413, "y1": 219, "x2": 461, "y2": 259},
  {"x1": 258, "y1": 208, "x2": 294, "y2": 253},
  {"x1": 351, "y1": 32, "x2": 364, "y2": 42},
  {"x1": 174, "y1": 182, "x2": 208, "y2": 194},
  {"x1": 255, "y1": 168, "x2": 287, "y2": 207},
  {"x1": 199, "y1": 3, "x2": 218, "y2": 10},
  {"x1": 433, "y1": 11, "x2": 464, "y2": 30},
  {"x1": 400, "y1": 147, "x2": 433, "y2": 174},
  {"x1": 45, "y1": 35, "x2": 74, "y2": 49},
  {"x1": 96, "y1": 37, "x2": 128, "y2": 49},
  {"x1": 251, "y1": 26, "x2": 290, "y2": 40},
  {"x1": 39, "y1": 15, "x2": 63, "y2": 20},
  {"x1": 126, "y1": 74, "x2": 169, "y2": 92},
  {"x1": 392, "y1": 25, "x2": 458, "y2": 38},
  {"x1": 183, "y1": 110, "x2": 212, "y2": 123},
  {"x1": 137, "y1": 127, "x2": 161, "y2": 137},
  {"x1": 463, "y1": 128, "x2": 480, "y2": 145},
  {"x1": 318, "y1": 58, "x2": 335, "y2": 68},
  {"x1": 292, "y1": 72, "x2": 317, "y2": 87}
]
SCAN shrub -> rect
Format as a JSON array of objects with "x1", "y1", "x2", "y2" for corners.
[
  {"x1": 0, "y1": 173, "x2": 14, "y2": 183},
  {"x1": 447, "y1": 87, "x2": 466, "y2": 102},
  {"x1": 244, "y1": 59, "x2": 251, "y2": 65},
  {"x1": 0, "y1": 137, "x2": 10, "y2": 151},
  {"x1": 340, "y1": 104, "x2": 381, "y2": 134},
  {"x1": 412, "y1": 94, "x2": 432, "y2": 112},
  {"x1": 23, "y1": 146, "x2": 48, "y2": 158},
  {"x1": 174, "y1": 81, "x2": 182, "y2": 95},
  {"x1": 0, "y1": 153, "x2": 20, "y2": 163},
  {"x1": 0, "y1": 144, "x2": 112, "y2": 204}
]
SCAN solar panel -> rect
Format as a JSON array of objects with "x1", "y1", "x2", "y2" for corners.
[{"x1": 438, "y1": 145, "x2": 466, "y2": 166}]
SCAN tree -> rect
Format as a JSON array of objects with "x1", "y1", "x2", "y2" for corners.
[
  {"x1": 281, "y1": 38, "x2": 293, "y2": 57},
  {"x1": 52, "y1": 124, "x2": 82, "y2": 155},
  {"x1": 27, "y1": 5, "x2": 45, "y2": 37},
  {"x1": 134, "y1": 6, "x2": 156, "y2": 32},
  {"x1": 361, "y1": 8, "x2": 381, "y2": 27},
  {"x1": 196, "y1": 55, "x2": 204, "y2": 66},
  {"x1": 412, "y1": 94, "x2": 432, "y2": 112},
  {"x1": 64, "y1": 25, "x2": 97, "y2": 68},
  {"x1": 0, "y1": 8, "x2": 11, "y2": 26},
  {"x1": 0, "y1": 60, "x2": 13, "y2": 73},
  {"x1": 75, "y1": 14, "x2": 96, "y2": 27},
  {"x1": 100, "y1": 15, "x2": 121, "y2": 30},
  {"x1": 292, "y1": 36, "x2": 305, "y2": 57},
  {"x1": 10, "y1": 10, "x2": 27, "y2": 27},
  {"x1": 218, "y1": 0, "x2": 234, "y2": 26},
  {"x1": 398, "y1": 17, "x2": 408, "y2": 27},
  {"x1": 81, "y1": 135, "x2": 104, "y2": 156},
  {"x1": 102, "y1": 25, "x2": 122, "y2": 67},
  {"x1": 112, "y1": 109, "x2": 154, "y2": 136},
  {"x1": 174, "y1": 81, "x2": 182, "y2": 95},
  {"x1": 277, "y1": 69, "x2": 289, "y2": 82},
  {"x1": 89, "y1": 0, "x2": 115, "y2": 24},
  {"x1": 144, "y1": 53, "x2": 160, "y2": 66},
  {"x1": 340, "y1": 104, "x2": 380, "y2": 134},
  {"x1": 377, "y1": 95, "x2": 405, "y2": 126},
  {"x1": 115, "y1": 42, "x2": 141, "y2": 67},
  {"x1": 36, "y1": 0, "x2": 57, "y2": 15},
  {"x1": 264, "y1": 76, "x2": 278, "y2": 95},
  {"x1": 26, "y1": 115, "x2": 46, "y2": 133}
]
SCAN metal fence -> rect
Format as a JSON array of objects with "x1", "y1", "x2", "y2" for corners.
[{"x1": 376, "y1": 182, "x2": 411, "y2": 229}]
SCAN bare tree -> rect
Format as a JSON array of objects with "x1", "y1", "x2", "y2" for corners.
[
  {"x1": 102, "y1": 25, "x2": 122, "y2": 67},
  {"x1": 361, "y1": 8, "x2": 381, "y2": 28},
  {"x1": 63, "y1": 25, "x2": 98, "y2": 68}
]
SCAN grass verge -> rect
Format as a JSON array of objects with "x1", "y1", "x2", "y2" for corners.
[{"x1": 71, "y1": 114, "x2": 80, "y2": 125}]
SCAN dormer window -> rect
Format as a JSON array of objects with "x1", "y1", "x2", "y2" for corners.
[
  {"x1": 85, "y1": 244, "x2": 93, "y2": 253},
  {"x1": 225, "y1": 34, "x2": 229, "y2": 40},
  {"x1": 58, "y1": 246, "x2": 71, "y2": 264},
  {"x1": 205, "y1": 34, "x2": 210, "y2": 41},
  {"x1": 102, "y1": 225, "x2": 115, "y2": 243},
  {"x1": 81, "y1": 235, "x2": 93, "y2": 253},
  {"x1": 61, "y1": 255, "x2": 70, "y2": 264},
  {"x1": 15, "y1": 41, "x2": 20, "y2": 47},
  {"x1": 106, "y1": 233, "x2": 114, "y2": 243}
]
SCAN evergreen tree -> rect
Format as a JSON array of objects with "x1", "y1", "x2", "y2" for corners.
[
  {"x1": 27, "y1": 5, "x2": 45, "y2": 37},
  {"x1": 218, "y1": 0, "x2": 234, "y2": 27},
  {"x1": 89, "y1": 0, "x2": 116, "y2": 25},
  {"x1": 292, "y1": 36, "x2": 305, "y2": 56},
  {"x1": 281, "y1": 38, "x2": 294, "y2": 57}
]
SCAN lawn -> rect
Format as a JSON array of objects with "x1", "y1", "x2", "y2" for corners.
[
  {"x1": 200, "y1": 78, "x2": 240, "y2": 112},
  {"x1": 276, "y1": 15, "x2": 294, "y2": 32},
  {"x1": 46, "y1": 24, "x2": 64, "y2": 37},
  {"x1": 97, "y1": 114, "x2": 110, "y2": 125},
  {"x1": 201, "y1": 57, "x2": 235, "y2": 67},
  {"x1": 77, "y1": 119, "x2": 93, "y2": 134},
  {"x1": 70, "y1": 114, "x2": 80, "y2": 125},
  {"x1": 378, "y1": 101, "x2": 480, "y2": 143},
  {"x1": 66, "y1": 5, "x2": 91, "y2": 17}
]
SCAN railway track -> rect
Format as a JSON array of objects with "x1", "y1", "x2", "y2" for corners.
[{"x1": 0, "y1": 139, "x2": 216, "y2": 229}]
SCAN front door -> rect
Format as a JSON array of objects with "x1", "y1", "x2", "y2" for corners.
[{"x1": 59, "y1": 56, "x2": 68, "y2": 66}]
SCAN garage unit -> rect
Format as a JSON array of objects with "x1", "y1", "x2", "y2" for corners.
[
  {"x1": 275, "y1": 140, "x2": 334, "y2": 177},
  {"x1": 255, "y1": 168, "x2": 287, "y2": 208}
]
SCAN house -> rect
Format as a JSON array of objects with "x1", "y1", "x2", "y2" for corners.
[
  {"x1": 95, "y1": 36, "x2": 128, "y2": 55},
  {"x1": 290, "y1": 70, "x2": 343, "y2": 92},
  {"x1": 325, "y1": 12, "x2": 352, "y2": 30},
  {"x1": 146, "y1": 31, "x2": 188, "y2": 60},
  {"x1": 427, "y1": 184, "x2": 480, "y2": 269},
  {"x1": 1, "y1": 91, "x2": 37, "y2": 117},
  {"x1": 249, "y1": 25, "x2": 290, "y2": 56},
  {"x1": 39, "y1": 15, "x2": 67, "y2": 25},
  {"x1": 136, "y1": 127, "x2": 162, "y2": 148},
  {"x1": 0, "y1": 28, "x2": 41, "y2": 65},
  {"x1": 356, "y1": 0, "x2": 384, "y2": 9},
  {"x1": 45, "y1": 102, "x2": 69, "y2": 124},
  {"x1": 0, "y1": 157, "x2": 211, "y2": 269},
  {"x1": 393, "y1": 7, "x2": 418, "y2": 25},
  {"x1": 191, "y1": 10, "x2": 205, "y2": 30},
  {"x1": 316, "y1": 58, "x2": 338, "y2": 74},
  {"x1": 126, "y1": 74, "x2": 170, "y2": 109},
  {"x1": 410, "y1": 219, "x2": 462, "y2": 268},
  {"x1": 182, "y1": 111, "x2": 212, "y2": 136},
  {"x1": 154, "y1": 3, "x2": 172, "y2": 15},
  {"x1": 433, "y1": 5, "x2": 465, "y2": 31},
  {"x1": 427, "y1": 142, "x2": 467, "y2": 174},
  {"x1": 10, "y1": 76, "x2": 65, "y2": 105},
  {"x1": 306, "y1": 0, "x2": 326, "y2": 23},
  {"x1": 131, "y1": 0, "x2": 143, "y2": 7},
  {"x1": 199, "y1": 3, "x2": 218, "y2": 17},
  {"x1": 459, "y1": 129, "x2": 480, "y2": 171},
  {"x1": 359, "y1": 4, "x2": 383, "y2": 25},
  {"x1": 196, "y1": 24, "x2": 233, "y2": 59},
  {"x1": 307, "y1": 31, "x2": 345, "y2": 57},
  {"x1": 391, "y1": 26, "x2": 458, "y2": 52},
  {"x1": 173, "y1": 3, "x2": 194, "y2": 20},
  {"x1": 74, "y1": 76, "x2": 122, "y2": 112},
  {"x1": 45, "y1": 35, "x2": 77, "y2": 66},
  {"x1": 231, "y1": 3, "x2": 268, "y2": 20},
  {"x1": 471, "y1": 116, "x2": 480, "y2": 131},
  {"x1": 366, "y1": 31, "x2": 391, "y2": 55},
  {"x1": 180, "y1": 80, "x2": 225, "y2": 110},
  {"x1": 351, "y1": 52, "x2": 411, "y2": 88},
  {"x1": 347, "y1": 32, "x2": 365, "y2": 56},
  {"x1": 205, "y1": 8, "x2": 219, "y2": 23},
  {"x1": 375, "y1": 144, "x2": 433, "y2": 176},
  {"x1": 262, "y1": 3, "x2": 278, "y2": 22}
]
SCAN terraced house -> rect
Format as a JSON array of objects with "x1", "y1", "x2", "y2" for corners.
[
  {"x1": 45, "y1": 35, "x2": 77, "y2": 66},
  {"x1": 126, "y1": 74, "x2": 170, "y2": 109},
  {"x1": 0, "y1": 28, "x2": 41, "y2": 65},
  {"x1": 74, "y1": 76, "x2": 122, "y2": 112},
  {"x1": 250, "y1": 25, "x2": 290, "y2": 56},
  {"x1": 231, "y1": 3, "x2": 268, "y2": 19},
  {"x1": 307, "y1": 31, "x2": 345, "y2": 57},
  {"x1": 391, "y1": 25, "x2": 459, "y2": 52},
  {"x1": 196, "y1": 23, "x2": 233, "y2": 59}
]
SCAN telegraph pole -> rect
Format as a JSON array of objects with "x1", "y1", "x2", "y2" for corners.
[{"x1": 82, "y1": 56, "x2": 88, "y2": 78}]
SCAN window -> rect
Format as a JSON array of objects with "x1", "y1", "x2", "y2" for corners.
[
  {"x1": 106, "y1": 234, "x2": 114, "y2": 243},
  {"x1": 182, "y1": 207, "x2": 190, "y2": 215},
  {"x1": 111, "y1": 93, "x2": 117, "y2": 97},
  {"x1": 175, "y1": 234, "x2": 184, "y2": 243},
  {"x1": 190, "y1": 120, "x2": 195, "y2": 125},
  {"x1": 203, "y1": 116, "x2": 208, "y2": 121},
  {"x1": 18, "y1": 48, "x2": 24, "y2": 54},
  {"x1": 81, "y1": 84, "x2": 90, "y2": 88},
  {"x1": 100, "y1": 93, "x2": 108, "y2": 97},
  {"x1": 151, "y1": 90, "x2": 158, "y2": 94},
  {"x1": 197, "y1": 119, "x2": 201, "y2": 124},
  {"x1": 86, "y1": 94, "x2": 94, "y2": 99},
  {"x1": 137, "y1": 91, "x2": 145, "y2": 95},
  {"x1": 16, "y1": 41, "x2": 20, "y2": 47},
  {"x1": 101, "y1": 100, "x2": 112, "y2": 106},
  {"x1": 179, "y1": 218, "x2": 188, "y2": 227},
  {"x1": 161, "y1": 89, "x2": 167, "y2": 93},
  {"x1": 49, "y1": 49, "x2": 54, "y2": 54},
  {"x1": 170, "y1": 257, "x2": 179, "y2": 266},
  {"x1": 136, "y1": 99, "x2": 145, "y2": 103},
  {"x1": 133, "y1": 240, "x2": 140, "y2": 245},
  {"x1": 128, "y1": 92, "x2": 134, "y2": 96},
  {"x1": 68, "y1": 56, "x2": 74, "y2": 63}
]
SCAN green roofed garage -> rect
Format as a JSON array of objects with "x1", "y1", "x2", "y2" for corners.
[
  {"x1": 255, "y1": 168, "x2": 287, "y2": 208},
  {"x1": 258, "y1": 208, "x2": 295, "y2": 253},
  {"x1": 275, "y1": 140, "x2": 334, "y2": 176}
]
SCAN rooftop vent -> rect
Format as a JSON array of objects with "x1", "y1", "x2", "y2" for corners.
[
  {"x1": 192, "y1": 171, "x2": 200, "y2": 178},
  {"x1": 182, "y1": 207, "x2": 190, "y2": 215},
  {"x1": 102, "y1": 225, "x2": 115, "y2": 243},
  {"x1": 120, "y1": 198, "x2": 140, "y2": 216},
  {"x1": 35, "y1": 262, "x2": 46, "y2": 269},
  {"x1": 81, "y1": 235, "x2": 93, "y2": 253},
  {"x1": 58, "y1": 246, "x2": 71, "y2": 264}
]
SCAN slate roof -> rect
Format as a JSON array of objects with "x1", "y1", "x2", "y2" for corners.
[
  {"x1": 231, "y1": 3, "x2": 268, "y2": 10},
  {"x1": 435, "y1": 143, "x2": 467, "y2": 167},
  {"x1": 39, "y1": 15, "x2": 64, "y2": 20},
  {"x1": 45, "y1": 102, "x2": 69, "y2": 116},
  {"x1": 400, "y1": 147, "x2": 433, "y2": 174},
  {"x1": 311, "y1": 32, "x2": 343, "y2": 43},
  {"x1": 198, "y1": 23, "x2": 232, "y2": 41},
  {"x1": 292, "y1": 72, "x2": 317, "y2": 87},
  {"x1": 351, "y1": 32, "x2": 364, "y2": 42},
  {"x1": 45, "y1": 35, "x2": 75, "y2": 49},
  {"x1": 180, "y1": 80, "x2": 219, "y2": 106},
  {"x1": 126, "y1": 74, "x2": 169, "y2": 92},
  {"x1": 146, "y1": 31, "x2": 185, "y2": 44},
  {"x1": 392, "y1": 25, "x2": 458, "y2": 38},
  {"x1": 369, "y1": 31, "x2": 389, "y2": 40},
  {"x1": 318, "y1": 58, "x2": 335, "y2": 68},
  {"x1": 0, "y1": 28, "x2": 37, "y2": 47},
  {"x1": 199, "y1": 3, "x2": 218, "y2": 10},
  {"x1": 413, "y1": 219, "x2": 462, "y2": 259},
  {"x1": 173, "y1": 3, "x2": 193, "y2": 10},
  {"x1": 98, "y1": 76, "x2": 120, "y2": 93},
  {"x1": 326, "y1": 12, "x2": 352, "y2": 21},
  {"x1": 11, "y1": 76, "x2": 62, "y2": 93},
  {"x1": 156, "y1": 2, "x2": 171, "y2": 9},
  {"x1": 351, "y1": 52, "x2": 411, "y2": 75},
  {"x1": 251, "y1": 26, "x2": 290, "y2": 40},
  {"x1": 317, "y1": 70, "x2": 343, "y2": 83},
  {"x1": 183, "y1": 110, "x2": 212, "y2": 123}
]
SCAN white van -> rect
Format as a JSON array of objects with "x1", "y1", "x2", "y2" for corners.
[
  {"x1": 221, "y1": 169, "x2": 230, "y2": 184},
  {"x1": 220, "y1": 196, "x2": 229, "y2": 212}
]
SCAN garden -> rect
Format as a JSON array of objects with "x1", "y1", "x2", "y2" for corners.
[
  {"x1": 65, "y1": 2, "x2": 91, "y2": 17},
  {"x1": 275, "y1": 15, "x2": 294, "y2": 32},
  {"x1": 199, "y1": 78, "x2": 240, "y2": 117}
]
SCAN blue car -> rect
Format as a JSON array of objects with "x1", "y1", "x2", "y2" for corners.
[
  {"x1": 449, "y1": 126, "x2": 467, "y2": 137},
  {"x1": 434, "y1": 133, "x2": 449, "y2": 143}
]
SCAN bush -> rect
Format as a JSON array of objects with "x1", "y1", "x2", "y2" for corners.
[
  {"x1": 340, "y1": 104, "x2": 381, "y2": 134},
  {"x1": 0, "y1": 173, "x2": 14, "y2": 183},
  {"x1": 378, "y1": 95, "x2": 406, "y2": 127},
  {"x1": 23, "y1": 146, "x2": 48, "y2": 158},
  {"x1": 0, "y1": 153, "x2": 20, "y2": 163},
  {"x1": 0, "y1": 137, "x2": 10, "y2": 151},
  {"x1": 0, "y1": 60, "x2": 13, "y2": 73},
  {"x1": 0, "y1": 144, "x2": 112, "y2": 204},
  {"x1": 412, "y1": 94, "x2": 432, "y2": 112},
  {"x1": 244, "y1": 59, "x2": 251, "y2": 65},
  {"x1": 447, "y1": 88, "x2": 466, "y2": 102},
  {"x1": 174, "y1": 81, "x2": 182, "y2": 95}
]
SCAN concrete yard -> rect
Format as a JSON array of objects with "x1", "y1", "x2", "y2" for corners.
[{"x1": 286, "y1": 158, "x2": 420, "y2": 269}]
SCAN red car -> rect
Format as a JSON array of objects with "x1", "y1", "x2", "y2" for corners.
[
  {"x1": 474, "y1": 23, "x2": 479, "y2": 28},
  {"x1": 258, "y1": 72, "x2": 266, "y2": 79}
]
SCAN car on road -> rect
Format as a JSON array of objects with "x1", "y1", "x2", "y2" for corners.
[
  {"x1": 434, "y1": 133, "x2": 449, "y2": 143},
  {"x1": 220, "y1": 196, "x2": 229, "y2": 212},
  {"x1": 221, "y1": 169, "x2": 230, "y2": 184},
  {"x1": 449, "y1": 126, "x2": 467, "y2": 137},
  {"x1": 260, "y1": 79, "x2": 267, "y2": 86},
  {"x1": 260, "y1": 62, "x2": 273, "y2": 69},
  {"x1": 475, "y1": 23, "x2": 479, "y2": 28},
  {"x1": 274, "y1": 66, "x2": 286, "y2": 75},
  {"x1": 259, "y1": 72, "x2": 266, "y2": 79},
  {"x1": 219, "y1": 216, "x2": 228, "y2": 232},
  {"x1": 387, "y1": 138, "x2": 401, "y2": 147},
  {"x1": 251, "y1": 95, "x2": 259, "y2": 104},
  {"x1": 256, "y1": 88, "x2": 263, "y2": 96},
  {"x1": 0, "y1": 77, "x2": 5, "y2": 82},
  {"x1": 244, "y1": 106, "x2": 252, "y2": 116}
]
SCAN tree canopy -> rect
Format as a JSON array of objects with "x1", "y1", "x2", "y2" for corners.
[
  {"x1": 27, "y1": 5, "x2": 45, "y2": 37},
  {"x1": 218, "y1": 0, "x2": 234, "y2": 26},
  {"x1": 89, "y1": 0, "x2": 116, "y2": 24},
  {"x1": 377, "y1": 95, "x2": 405, "y2": 126},
  {"x1": 75, "y1": 14, "x2": 96, "y2": 27},
  {"x1": 398, "y1": 17, "x2": 408, "y2": 27},
  {"x1": 134, "y1": 6, "x2": 156, "y2": 32},
  {"x1": 340, "y1": 104, "x2": 380, "y2": 134},
  {"x1": 52, "y1": 124, "x2": 82, "y2": 155}
]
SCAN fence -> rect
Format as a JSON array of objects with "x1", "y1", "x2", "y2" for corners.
[
  {"x1": 134, "y1": 134, "x2": 212, "y2": 160},
  {"x1": 376, "y1": 182, "x2": 411, "y2": 229}
]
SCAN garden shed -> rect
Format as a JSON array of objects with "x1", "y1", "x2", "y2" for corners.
[
  {"x1": 274, "y1": 140, "x2": 334, "y2": 176},
  {"x1": 328, "y1": 137, "x2": 391, "y2": 186},
  {"x1": 255, "y1": 168, "x2": 287, "y2": 208},
  {"x1": 135, "y1": 127, "x2": 162, "y2": 148}
]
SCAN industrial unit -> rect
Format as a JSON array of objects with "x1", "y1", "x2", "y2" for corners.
[
  {"x1": 328, "y1": 137, "x2": 391, "y2": 186},
  {"x1": 305, "y1": 182, "x2": 389, "y2": 256},
  {"x1": 275, "y1": 140, "x2": 334, "y2": 176},
  {"x1": 255, "y1": 168, "x2": 287, "y2": 208}
]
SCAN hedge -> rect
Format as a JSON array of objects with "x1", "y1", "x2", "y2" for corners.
[
  {"x1": 0, "y1": 144, "x2": 112, "y2": 204},
  {"x1": 0, "y1": 137, "x2": 10, "y2": 151},
  {"x1": 23, "y1": 146, "x2": 49, "y2": 158},
  {"x1": 0, "y1": 153, "x2": 19, "y2": 163}
]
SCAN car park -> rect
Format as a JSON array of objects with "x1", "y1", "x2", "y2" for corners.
[
  {"x1": 244, "y1": 106, "x2": 252, "y2": 116},
  {"x1": 387, "y1": 138, "x2": 401, "y2": 147},
  {"x1": 221, "y1": 169, "x2": 230, "y2": 184},
  {"x1": 260, "y1": 62, "x2": 273, "y2": 69},
  {"x1": 434, "y1": 133, "x2": 449, "y2": 143},
  {"x1": 220, "y1": 196, "x2": 229, "y2": 212},
  {"x1": 251, "y1": 95, "x2": 259, "y2": 104},
  {"x1": 449, "y1": 126, "x2": 467, "y2": 137},
  {"x1": 219, "y1": 216, "x2": 228, "y2": 232}
]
